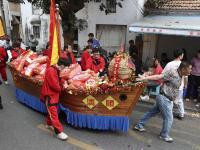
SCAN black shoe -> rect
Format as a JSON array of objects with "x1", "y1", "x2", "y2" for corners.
[
  {"x1": 174, "y1": 113, "x2": 184, "y2": 120},
  {"x1": 0, "y1": 104, "x2": 3, "y2": 109},
  {"x1": 0, "y1": 96, "x2": 3, "y2": 109},
  {"x1": 0, "y1": 80, "x2": 2, "y2": 85}
]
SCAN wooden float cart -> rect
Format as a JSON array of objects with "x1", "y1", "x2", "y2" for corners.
[{"x1": 9, "y1": 65, "x2": 146, "y2": 132}]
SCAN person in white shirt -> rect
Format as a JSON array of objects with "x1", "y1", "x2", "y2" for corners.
[
  {"x1": 0, "y1": 35, "x2": 6, "y2": 47},
  {"x1": 17, "y1": 38, "x2": 26, "y2": 50},
  {"x1": 162, "y1": 48, "x2": 186, "y2": 120},
  {"x1": 0, "y1": 39, "x2": 6, "y2": 47}
]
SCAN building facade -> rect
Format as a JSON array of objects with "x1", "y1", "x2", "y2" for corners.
[
  {"x1": 20, "y1": 0, "x2": 64, "y2": 51},
  {"x1": 1, "y1": 0, "x2": 22, "y2": 40},
  {"x1": 76, "y1": 0, "x2": 146, "y2": 53},
  {"x1": 130, "y1": 0, "x2": 200, "y2": 62}
]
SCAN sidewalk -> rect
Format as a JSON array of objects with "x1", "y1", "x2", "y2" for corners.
[{"x1": 139, "y1": 97, "x2": 200, "y2": 113}]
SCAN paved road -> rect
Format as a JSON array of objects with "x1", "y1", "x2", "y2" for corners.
[{"x1": 0, "y1": 68, "x2": 200, "y2": 150}]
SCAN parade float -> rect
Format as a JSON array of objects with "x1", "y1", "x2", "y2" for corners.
[
  {"x1": 9, "y1": 0, "x2": 145, "y2": 133},
  {"x1": 9, "y1": 50, "x2": 145, "y2": 132}
]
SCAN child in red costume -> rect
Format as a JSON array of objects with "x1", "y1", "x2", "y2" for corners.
[
  {"x1": 86, "y1": 48, "x2": 105, "y2": 75},
  {"x1": 42, "y1": 42, "x2": 50, "y2": 56},
  {"x1": 0, "y1": 47, "x2": 8, "y2": 84},
  {"x1": 11, "y1": 43, "x2": 26, "y2": 59},
  {"x1": 61, "y1": 45, "x2": 76, "y2": 66},
  {"x1": 81, "y1": 39, "x2": 93, "y2": 71},
  {"x1": 40, "y1": 58, "x2": 68, "y2": 141}
]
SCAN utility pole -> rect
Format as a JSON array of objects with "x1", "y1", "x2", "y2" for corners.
[
  {"x1": 2, "y1": 0, "x2": 11, "y2": 37},
  {"x1": 0, "y1": 0, "x2": 6, "y2": 34},
  {"x1": 56, "y1": 4, "x2": 61, "y2": 53}
]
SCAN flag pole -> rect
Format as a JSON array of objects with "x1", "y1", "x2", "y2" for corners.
[{"x1": 56, "y1": 4, "x2": 61, "y2": 56}]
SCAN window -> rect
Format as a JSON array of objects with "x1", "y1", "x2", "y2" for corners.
[
  {"x1": 33, "y1": 25, "x2": 40, "y2": 38},
  {"x1": 106, "y1": 0, "x2": 116, "y2": 13}
]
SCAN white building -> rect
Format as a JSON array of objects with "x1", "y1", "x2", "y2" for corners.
[
  {"x1": 20, "y1": 0, "x2": 64, "y2": 51},
  {"x1": 20, "y1": 0, "x2": 49, "y2": 50},
  {"x1": 1, "y1": 0, "x2": 22, "y2": 39},
  {"x1": 20, "y1": 0, "x2": 146, "y2": 52},
  {"x1": 76, "y1": 0, "x2": 146, "y2": 53}
]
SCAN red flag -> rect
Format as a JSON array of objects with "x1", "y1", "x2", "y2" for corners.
[{"x1": 48, "y1": 0, "x2": 60, "y2": 66}]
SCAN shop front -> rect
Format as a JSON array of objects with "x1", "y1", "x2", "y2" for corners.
[{"x1": 129, "y1": 15, "x2": 200, "y2": 62}]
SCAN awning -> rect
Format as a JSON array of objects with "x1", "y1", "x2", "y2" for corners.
[{"x1": 129, "y1": 15, "x2": 200, "y2": 37}]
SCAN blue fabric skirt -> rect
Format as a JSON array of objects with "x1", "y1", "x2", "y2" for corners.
[{"x1": 15, "y1": 88, "x2": 129, "y2": 132}]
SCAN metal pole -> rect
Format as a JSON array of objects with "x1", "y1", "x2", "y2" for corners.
[
  {"x1": 56, "y1": 4, "x2": 61, "y2": 54},
  {"x1": 2, "y1": 0, "x2": 11, "y2": 37}
]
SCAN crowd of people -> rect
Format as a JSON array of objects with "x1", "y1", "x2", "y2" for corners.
[
  {"x1": 138, "y1": 48, "x2": 200, "y2": 109},
  {"x1": 133, "y1": 48, "x2": 199, "y2": 143},
  {"x1": 0, "y1": 33, "x2": 200, "y2": 142}
]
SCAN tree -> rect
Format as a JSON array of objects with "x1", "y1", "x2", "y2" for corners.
[{"x1": 24, "y1": 0, "x2": 124, "y2": 46}]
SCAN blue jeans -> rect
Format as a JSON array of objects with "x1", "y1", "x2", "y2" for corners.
[
  {"x1": 136, "y1": 94, "x2": 174, "y2": 138},
  {"x1": 176, "y1": 89, "x2": 184, "y2": 117}
]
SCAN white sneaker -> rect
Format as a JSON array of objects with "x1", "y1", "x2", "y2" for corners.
[
  {"x1": 4, "y1": 81, "x2": 8, "y2": 85},
  {"x1": 140, "y1": 95, "x2": 150, "y2": 101},
  {"x1": 57, "y1": 132, "x2": 68, "y2": 141},
  {"x1": 185, "y1": 98, "x2": 190, "y2": 102},
  {"x1": 193, "y1": 99, "x2": 197, "y2": 103},
  {"x1": 195, "y1": 103, "x2": 200, "y2": 108},
  {"x1": 159, "y1": 136, "x2": 173, "y2": 143}
]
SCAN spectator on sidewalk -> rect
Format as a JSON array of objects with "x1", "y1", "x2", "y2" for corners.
[
  {"x1": 134, "y1": 62, "x2": 192, "y2": 143},
  {"x1": 0, "y1": 47, "x2": 8, "y2": 85},
  {"x1": 29, "y1": 34, "x2": 38, "y2": 52},
  {"x1": 88, "y1": 33, "x2": 100, "y2": 48},
  {"x1": 81, "y1": 40, "x2": 92, "y2": 71},
  {"x1": 0, "y1": 36, "x2": 6, "y2": 47},
  {"x1": 162, "y1": 48, "x2": 186, "y2": 120},
  {"x1": 140, "y1": 58, "x2": 163, "y2": 101},
  {"x1": 40, "y1": 58, "x2": 68, "y2": 141},
  {"x1": 129, "y1": 40, "x2": 138, "y2": 58},
  {"x1": 17, "y1": 38, "x2": 27, "y2": 50},
  {"x1": 4, "y1": 38, "x2": 12, "y2": 50},
  {"x1": 160, "y1": 53, "x2": 170, "y2": 68},
  {"x1": 61, "y1": 45, "x2": 76, "y2": 66},
  {"x1": 186, "y1": 50, "x2": 200, "y2": 107},
  {"x1": 86, "y1": 48, "x2": 105, "y2": 76}
]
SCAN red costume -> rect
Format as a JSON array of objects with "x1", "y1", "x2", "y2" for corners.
[
  {"x1": 42, "y1": 49, "x2": 50, "y2": 56},
  {"x1": 81, "y1": 50, "x2": 91, "y2": 71},
  {"x1": 61, "y1": 51, "x2": 76, "y2": 64},
  {"x1": 0, "y1": 47, "x2": 7, "y2": 81},
  {"x1": 11, "y1": 48, "x2": 26, "y2": 59},
  {"x1": 86, "y1": 56, "x2": 105, "y2": 73},
  {"x1": 40, "y1": 66, "x2": 63, "y2": 133},
  {"x1": 154, "y1": 64, "x2": 163, "y2": 84}
]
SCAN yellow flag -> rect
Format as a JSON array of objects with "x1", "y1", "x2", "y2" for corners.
[
  {"x1": 50, "y1": 26, "x2": 59, "y2": 65},
  {"x1": 0, "y1": 18, "x2": 5, "y2": 37},
  {"x1": 49, "y1": 0, "x2": 60, "y2": 66}
]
